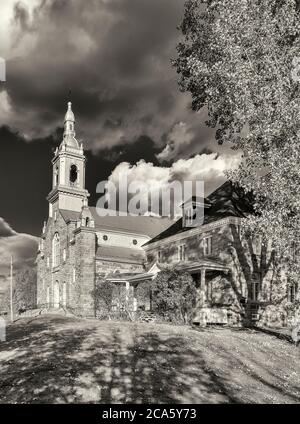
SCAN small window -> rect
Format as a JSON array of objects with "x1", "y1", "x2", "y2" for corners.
[
  {"x1": 103, "y1": 235, "x2": 108, "y2": 241},
  {"x1": 133, "y1": 239, "x2": 137, "y2": 245},
  {"x1": 157, "y1": 250, "x2": 162, "y2": 262},
  {"x1": 85, "y1": 217, "x2": 90, "y2": 227},
  {"x1": 203, "y1": 236, "x2": 212, "y2": 256},
  {"x1": 47, "y1": 257, "x2": 50, "y2": 269},
  {"x1": 63, "y1": 248, "x2": 66, "y2": 263},
  {"x1": 73, "y1": 267, "x2": 76, "y2": 283},
  {"x1": 54, "y1": 211, "x2": 57, "y2": 222},
  {"x1": 178, "y1": 244, "x2": 186, "y2": 261}
]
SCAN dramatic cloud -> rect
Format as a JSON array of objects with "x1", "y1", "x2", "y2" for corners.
[
  {"x1": 0, "y1": 0, "x2": 216, "y2": 158},
  {"x1": 0, "y1": 217, "x2": 17, "y2": 237},
  {"x1": 103, "y1": 152, "x2": 241, "y2": 216},
  {"x1": 0, "y1": 1, "x2": 239, "y2": 236},
  {"x1": 157, "y1": 121, "x2": 195, "y2": 162}
]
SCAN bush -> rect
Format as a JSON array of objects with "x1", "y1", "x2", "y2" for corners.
[
  {"x1": 151, "y1": 269, "x2": 196, "y2": 324},
  {"x1": 92, "y1": 278, "x2": 135, "y2": 321}
]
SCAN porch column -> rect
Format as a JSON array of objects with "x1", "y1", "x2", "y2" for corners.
[
  {"x1": 125, "y1": 281, "x2": 130, "y2": 302},
  {"x1": 200, "y1": 268, "x2": 206, "y2": 307}
]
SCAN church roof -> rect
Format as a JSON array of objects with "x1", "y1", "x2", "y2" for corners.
[
  {"x1": 96, "y1": 245, "x2": 145, "y2": 263},
  {"x1": 89, "y1": 207, "x2": 174, "y2": 237},
  {"x1": 62, "y1": 134, "x2": 79, "y2": 149},
  {"x1": 59, "y1": 208, "x2": 174, "y2": 238},
  {"x1": 60, "y1": 210, "x2": 81, "y2": 222}
]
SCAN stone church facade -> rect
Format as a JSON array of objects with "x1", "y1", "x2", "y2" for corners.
[{"x1": 36, "y1": 103, "x2": 300, "y2": 327}]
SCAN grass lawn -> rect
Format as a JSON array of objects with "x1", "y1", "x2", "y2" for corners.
[{"x1": 0, "y1": 314, "x2": 299, "y2": 404}]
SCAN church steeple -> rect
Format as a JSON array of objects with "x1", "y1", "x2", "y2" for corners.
[
  {"x1": 64, "y1": 101, "x2": 76, "y2": 138},
  {"x1": 61, "y1": 101, "x2": 79, "y2": 149},
  {"x1": 47, "y1": 101, "x2": 90, "y2": 216}
]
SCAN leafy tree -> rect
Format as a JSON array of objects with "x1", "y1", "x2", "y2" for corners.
[
  {"x1": 92, "y1": 278, "x2": 135, "y2": 320},
  {"x1": 91, "y1": 278, "x2": 115, "y2": 319},
  {"x1": 174, "y1": 0, "x2": 300, "y2": 288},
  {"x1": 1, "y1": 265, "x2": 37, "y2": 314},
  {"x1": 151, "y1": 269, "x2": 196, "y2": 324},
  {"x1": 14, "y1": 265, "x2": 37, "y2": 312},
  {"x1": 112, "y1": 284, "x2": 135, "y2": 321}
]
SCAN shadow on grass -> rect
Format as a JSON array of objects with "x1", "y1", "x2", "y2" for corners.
[{"x1": 0, "y1": 315, "x2": 299, "y2": 403}]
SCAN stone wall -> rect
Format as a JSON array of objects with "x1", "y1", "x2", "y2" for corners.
[
  {"x1": 144, "y1": 221, "x2": 281, "y2": 325},
  {"x1": 73, "y1": 227, "x2": 96, "y2": 316},
  {"x1": 36, "y1": 208, "x2": 97, "y2": 316},
  {"x1": 37, "y1": 207, "x2": 77, "y2": 309}
]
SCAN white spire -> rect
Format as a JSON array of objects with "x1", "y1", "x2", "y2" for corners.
[
  {"x1": 63, "y1": 101, "x2": 76, "y2": 138},
  {"x1": 62, "y1": 101, "x2": 79, "y2": 148}
]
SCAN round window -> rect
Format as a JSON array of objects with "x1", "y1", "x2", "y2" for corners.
[
  {"x1": 103, "y1": 235, "x2": 108, "y2": 241},
  {"x1": 133, "y1": 239, "x2": 137, "y2": 245}
]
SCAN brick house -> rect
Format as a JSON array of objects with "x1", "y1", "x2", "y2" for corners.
[{"x1": 36, "y1": 102, "x2": 300, "y2": 326}]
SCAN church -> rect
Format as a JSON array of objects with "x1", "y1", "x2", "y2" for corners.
[{"x1": 36, "y1": 102, "x2": 299, "y2": 327}]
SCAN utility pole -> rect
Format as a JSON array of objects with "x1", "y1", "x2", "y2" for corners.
[{"x1": 10, "y1": 255, "x2": 13, "y2": 322}]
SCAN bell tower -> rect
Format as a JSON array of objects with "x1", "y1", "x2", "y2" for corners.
[{"x1": 47, "y1": 102, "x2": 90, "y2": 217}]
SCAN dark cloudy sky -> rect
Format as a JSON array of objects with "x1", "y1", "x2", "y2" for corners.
[{"x1": 0, "y1": 0, "x2": 240, "y2": 283}]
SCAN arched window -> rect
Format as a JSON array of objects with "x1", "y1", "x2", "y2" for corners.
[
  {"x1": 85, "y1": 217, "x2": 90, "y2": 227},
  {"x1": 52, "y1": 233, "x2": 60, "y2": 267},
  {"x1": 69, "y1": 164, "x2": 78, "y2": 186}
]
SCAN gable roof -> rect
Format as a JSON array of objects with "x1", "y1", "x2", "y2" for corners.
[
  {"x1": 144, "y1": 181, "x2": 254, "y2": 245},
  {"x1": 89, "y1": 207, "x2": 174, "y2": 237}
]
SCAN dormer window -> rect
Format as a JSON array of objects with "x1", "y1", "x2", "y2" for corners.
[
  {"x1": 185, "y1": 207, "x2": 195, "y2": 226},
  {"x1": 181, "y1": 196, "x2": 209, "y2": 228},
  {"x1": 69, "y1": 164, "x2": 78, "y2": 186}
]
